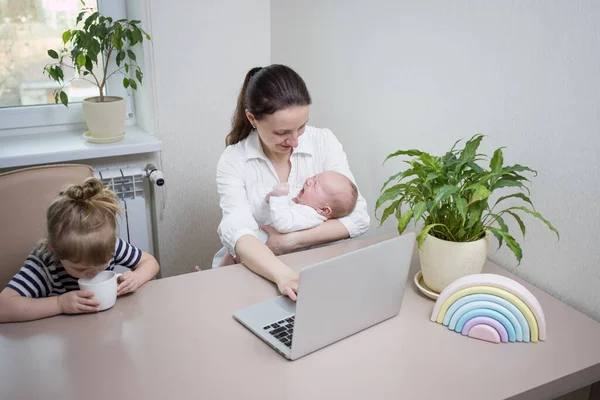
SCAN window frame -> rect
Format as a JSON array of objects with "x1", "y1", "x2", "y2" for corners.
[{"x1": 0, "y1": 0, "x2": 136, "y2": 136}]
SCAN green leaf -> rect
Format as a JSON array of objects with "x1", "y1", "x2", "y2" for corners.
[
  {"x1": 469, "y1": 184, "x2": 491, "y2": 204},
  {"x1": 509, "y1": 206, "x2": 560, "y2": 240},
  {"x1": 490, "y1": 147, "x2": 504, "y2": 173},
  {"x1": 380, "y1": 171, "x2": 403, "y2": 192},
  {"x1": 135, "y1": 69, "x2": 143, "y2": 84},
  {"x1": 461, "y1": 134, "x2": 485, "y2": 161},
  {"x1": 116, "y1": 51, "x2": 125, "y2": 66},
  {"x1": 125, "y1": 63, "x2": 129, "y2": 73},
  {"x1": 488, "y1": 228, "x2": 523, "y2": 264},
  {"x1": 47, "y1": 49, "x2": 59, "y2": 59},
  {"x1": 505, "y1": 211, "x2": 526, "y2": 237},
  {"x1": 468, "y1": 162, "x2": 484, "y2": 174},
  {"x1": 490, "y1": 213, "x2": 509, "y2": 249},
  {"x1": 84, "y1": 12, "x2": 99, "y2": 29},
  {"x1": 455, "y1": 196, "x2": 468, "y2": 221},
  {"x1": 85, "y1": 57, "x2": 93, "y2": 72},
  {"x1": 55, "y1": 67, "x2": 64, "y2": 81},
  {"x1": 503, "y1": 164, "x2": 538, "y2": 177},
  {"x1": 145, "y1": 33, "x2": 151, "y2": 40},
  {"x1": 59, "y1": 91, "x2": 69, "y2": 107},
  {"x1": 420, "y1": 153, "x2": 441, "y2": 171},
  {"x1": 467, "y1": 200, "x2": 485, "y2": 228},
  {"x1": 132, "y1": 28, "x2": 143, "y2": 44},
  {"x1": 76, "y1": 54, "x2": 86, "y2": 67},
  {"x1": 383, "y1": 149, "x2": 425, "y2": 165},
  {"x1": 424, "y1": 172, "x2": 439, "y2": 183},
  {"x1": 432, "y1": 185, "x2": 459, "y2": 207},
  {"x1": 76, "y1": 11, "x2": 86, "y2": 25},
  {"x1": 417, "y1": 223, "x2": 445, "y2": 248},
  {"x1": 62, "y1": 30, "x2": 72, "y2": 44},
  {"x1": 47, "y1": 66, "x2": 58, "y2": 81},
  {"x1": 379, "y1": 200, "x2": 400, "y2": 226},
  {"x1": 492, "y1": 179, "x2": 527, "y2": 192},
  {"x1": 413, "y1": 201, "x2": 428, "y2": 223},
  {"x1": 129, "y1": 79, "x2": 138, "y2": 90},
  {"x1": 449, "y1": 137, "x2": 463, "y2": 153},
  {"x1": 397, "y1": 210, "x2": 414, "y2": 234},
  {"x1": 127, "y1": 49, "x2": 137, "y2": 61},
  {"x1": 375, "y1": 184, "x2": 404, "y2": 211},
  {"x1": 494, "y1": 193, "x2": 535, "y2": 210},
  {"x1": 123, "y1": 77, "x2": 130, "y2": 89}
]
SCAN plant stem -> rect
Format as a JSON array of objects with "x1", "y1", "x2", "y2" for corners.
[
  {"x1": 104, "y1": 66, "x2": 128, "y2": 82},
  {"x1": 99, "y1": 46, "x2": 113, "y2": 102}
]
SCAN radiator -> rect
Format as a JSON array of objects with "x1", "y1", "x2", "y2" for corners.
[{"x1": 94, "y1": 166, "x2": 151, "y2": 254}]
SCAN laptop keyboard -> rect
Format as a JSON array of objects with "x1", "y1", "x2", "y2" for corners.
[{"x1": 263, "y1": 315, "x2": 295, "y2": 348}]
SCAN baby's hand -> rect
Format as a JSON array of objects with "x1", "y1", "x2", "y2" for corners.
[
  {"x1": 117, "y1": 271, "x2": 142, "y2": 296},
  {"x1": 58, "y1": 291, "x2": 100, "y2": 314},
  {"x1": 265, "y1": 183, "x2": 290, "y2": 203}
]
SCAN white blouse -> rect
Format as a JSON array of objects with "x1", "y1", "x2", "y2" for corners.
[{"x1": 216, "y1": 126, "x2": 371, "y2": 258}]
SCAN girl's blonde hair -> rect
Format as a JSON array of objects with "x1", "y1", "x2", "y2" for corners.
[{"x1": 47, "y1": 177, "x2": 120, "y2": 265}]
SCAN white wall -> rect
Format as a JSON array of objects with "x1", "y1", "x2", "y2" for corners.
[
  {"x1": 271, "y1": 1, "x2": 600, "y2": 320},
  {"x1": 147, "y1": 0, "x2": 270, "y2": 275}
]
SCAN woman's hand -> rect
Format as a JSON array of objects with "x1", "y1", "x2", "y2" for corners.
[
  {"x1": 276, "y1": 271, "x2": 299, "y2": 301},
  {"x1": 261, "y1": 225, "x2": 298, "y2": 255}
]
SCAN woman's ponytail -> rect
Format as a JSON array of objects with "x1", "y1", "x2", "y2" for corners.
[{"x1": 226, "y1": 67, "x2": 262, "y2": 146}]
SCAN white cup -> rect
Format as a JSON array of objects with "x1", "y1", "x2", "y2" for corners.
[{"x1": 78, "y1": 271, "x2": 122, "y2": 311}]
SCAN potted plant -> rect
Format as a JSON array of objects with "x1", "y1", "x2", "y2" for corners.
[
  {"x1": 375, "y1": 134, "x2": 559, "y2": 293},
  {"x1": 44, "y1": 3, "x2": 151, "y2": 141}
]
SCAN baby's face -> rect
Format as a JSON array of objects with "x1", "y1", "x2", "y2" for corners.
[
  {"x1": 296, "y1": 174, "x2": 328, "y2": 210},
  {"x1": 61, "y1": 259, "x2": 108, "y2": 279},
  {"x1": 296, "y1": 171, "x2": 347, "y2": 214}
]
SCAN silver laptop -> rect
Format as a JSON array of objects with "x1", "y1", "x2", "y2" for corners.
[{"x1": 233, "y1": 233, "x2": 415, "y2": 360}]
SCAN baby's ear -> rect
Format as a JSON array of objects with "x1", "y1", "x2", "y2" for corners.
[{"x1": 318, "y1": 206, "x2": 332, "y2": 217}]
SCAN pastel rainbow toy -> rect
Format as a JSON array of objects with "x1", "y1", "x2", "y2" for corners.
[{"x1": 430, "y1": 274, "x2": 546, "y2": 344}]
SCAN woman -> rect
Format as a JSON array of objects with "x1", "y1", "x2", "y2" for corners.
[{"x1": 215, "y1": 64, "x2": 370, "y2": 300}]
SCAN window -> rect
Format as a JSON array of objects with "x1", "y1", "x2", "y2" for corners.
[{"x1": 0, "y1": 0, "x2": 132, "y2": 133}]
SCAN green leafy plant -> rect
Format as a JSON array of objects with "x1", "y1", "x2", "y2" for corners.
[
  {"x1": 375, "y1": 134, "x2": 559, "y2": 263},
  {"x1": 43, "y1": 2, "x2": 151, "y2": 106}
]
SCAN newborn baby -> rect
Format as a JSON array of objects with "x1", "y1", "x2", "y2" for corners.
[{"x1": 219, "y1": 170, "x2": 358, "y2": 267}]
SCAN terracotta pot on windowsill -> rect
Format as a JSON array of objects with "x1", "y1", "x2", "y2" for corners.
[{"x1": 82, "y1": 96, "x2": 126, "y2": 142}]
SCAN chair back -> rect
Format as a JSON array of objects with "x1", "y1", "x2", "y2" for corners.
[{"x1": 0, "y1": 164, "x2": 93, "y2": 288}]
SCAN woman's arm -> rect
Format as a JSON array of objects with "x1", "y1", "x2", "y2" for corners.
[
  {"x1": 216, "y1": 150, "x2": 298, "y2": 299},
  {"x1": 235, "y1": 234, "x2": 299, "y2": 300},
  {"x1": 261, "y1": 219, "x2": 349, "y2": 255}
]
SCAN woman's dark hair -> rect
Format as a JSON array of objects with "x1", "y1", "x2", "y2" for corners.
[{"x1": 226, "y1": 64, "x2": 312, "y2": 146}]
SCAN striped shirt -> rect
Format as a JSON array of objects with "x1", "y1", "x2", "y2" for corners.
[{"x1": 7, "y1": 238, "x2": 142, "y2": 298}]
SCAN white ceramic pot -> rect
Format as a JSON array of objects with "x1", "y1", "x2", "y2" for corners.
[
  {"x1": 82, "y1": 96, "x2": 126, "y2": 138},
  {"x1": 419, "y1": 233, "x2": 489, "y2": 293}
]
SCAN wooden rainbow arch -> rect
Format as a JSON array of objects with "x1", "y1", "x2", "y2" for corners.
[{"x1": 430, "y1": 274, "x2": 546, "y2": 343}]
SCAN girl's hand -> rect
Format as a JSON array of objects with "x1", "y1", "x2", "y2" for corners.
[
  {"x1": 58, "y1": 291, "x2": 100, "y2": 314},
  {"x1": 117, "y1": 271, "x2": 142, "y2": 296},
  {"x1": 276, "y1": 271, "x2": 299, "y2": 301},
  {"x1": 261, "y1": 225, "x2": 298, "y2": 255}
]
